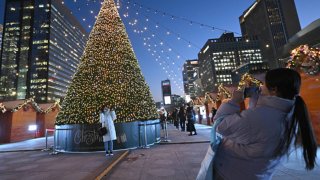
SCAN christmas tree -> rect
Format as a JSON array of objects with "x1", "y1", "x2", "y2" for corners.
[{"x1": 56, "y1": 0, "x2": 158, "y2": 125}]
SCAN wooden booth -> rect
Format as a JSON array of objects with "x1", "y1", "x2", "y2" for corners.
[{"x1": 0, "y1": 99, "x2": 59, "y2": 144}]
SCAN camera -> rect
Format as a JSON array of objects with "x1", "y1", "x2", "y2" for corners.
[{"x1": 244, "y1": 87, "x2": 260, "y2": 98}]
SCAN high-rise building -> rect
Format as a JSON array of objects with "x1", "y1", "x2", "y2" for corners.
[
  {"x1": 239, "y1": 0, "x2": 301, "y2": 69},
  {"x1": 0, "y1": 24, "x2": 3, "y2": 55},
  {"x1": 182, "y1": 59, "x2": 199, "y2": 98},
  {"x1": 0, "y1": 0, "x2": 88, "y2": 102},
  {"x1": 161, "y1": 79, "x2": 172, "y2": 105},
  {"x1": 198, "y1": 33, "x2": 263, "y2": 92}
]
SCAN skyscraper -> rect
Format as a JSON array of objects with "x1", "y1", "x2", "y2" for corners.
[
  {"x1": 0, "y1": 0, "x2": 88, "y2": 103},
  {"x1": 182, "y1": 59, "x2": 199, "y2": 98},
  {"x1": 198, "y1": 33, "x2": 263, "y2": 92},
  {"x1": 0, "y1": 24, "x2": 3, "y2": 55},
  {"x1": 162, "y1": 79, "x2": 172, "y2": 105},
  {"x1": 239, "y1": 0, "x2": 301, "y2": 69}
]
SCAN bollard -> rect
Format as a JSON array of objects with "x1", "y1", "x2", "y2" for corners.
[
  {"x1": 161, "y1": 120, "x2": 171, "y2": 142},
  {"x1": 42, "y1": 129, "x2": 54, "y2": 152}
]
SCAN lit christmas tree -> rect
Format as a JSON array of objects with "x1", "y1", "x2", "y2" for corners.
[{"x1": 56, "y1": 0, "x2": 158, "y2": 125}]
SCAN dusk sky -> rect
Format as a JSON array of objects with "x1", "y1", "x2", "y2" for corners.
[{"x1": 0, "y1": 0, "x2": 319, "y2": 102}]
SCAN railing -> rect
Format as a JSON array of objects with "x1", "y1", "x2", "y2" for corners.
[{"x1": 138, "y1": 121, "x2": 161, "y2": 148}]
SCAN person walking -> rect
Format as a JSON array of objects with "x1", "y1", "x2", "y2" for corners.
[
  {"x1": 211, "y1": 106, "x2": 217, "y2": 123},
  {"x1": 172, "y1": 108, "x2": 179, "y2": 129},
  {"x1": 178, "y1": 106, "x2": 186, "y2": 131},
  {"x1": 212, "y1": 68, "x2": 317, "y2": 179},
  {"x1": 186, "y1": 103, "x2": 197, "y2": 136},
  {"x1": 99, "y1": 105, "x2": 117, "y2": 156},
  {"x1": 160, "y1": 108, "x2": 167, "y2": 129}
]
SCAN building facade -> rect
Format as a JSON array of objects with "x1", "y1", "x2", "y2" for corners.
[
  {"x1": 182, "y1": 59, "x2": 199, "y2": 98},
  {"x1": 0, "y1": 0, "x2": 88, "y2": 103},
  {"x1": 0, "y1": 24, "x2": 3, "y2": 54},
  {"x1": 198, "y1": 33, "x2": 263, "y2": 92},
  {"x1": 161, "y1": 79, "x2": 172, "y2": 105},
  {"x1": 239, "y1": 0, "x2": 301, "y2": 69}
]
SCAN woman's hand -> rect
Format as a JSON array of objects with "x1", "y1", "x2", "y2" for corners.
[{"x1": 230, "y1": 89, "x2": 244, "y2": 104}]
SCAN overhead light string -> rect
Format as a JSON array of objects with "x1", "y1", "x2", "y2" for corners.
[{"x1": 120, "y1": 0, "x2": 241, "y2": 35}]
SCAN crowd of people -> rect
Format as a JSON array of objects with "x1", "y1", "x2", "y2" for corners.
[{"x1": 159, "y1": 103, "x2": 217, "y2": 136}]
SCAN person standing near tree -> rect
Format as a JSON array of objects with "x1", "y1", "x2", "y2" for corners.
[
  {"x1": 186, "y1": 103, "x2": 197, "y2": 136},
  {"x1": 160, "y1": 108, "x2": 167, "y2": 129},
  {"x1": 99, "y1": 105, "x2": 117, "y2": 156},
  {"x1": 178, "y1": 106, "x2": 186, "y2": 131},
  {"x1": 172, "y1": 108, "x2": 179, "y2": 129}
]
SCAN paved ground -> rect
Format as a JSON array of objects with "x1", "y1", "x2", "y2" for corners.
[{"x1": 0, "y1": 123, "x2": 319, "y2": 180}]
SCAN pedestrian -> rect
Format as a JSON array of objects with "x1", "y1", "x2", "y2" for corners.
[
  {"x1": 211, "y1": 106, "x2": 217, "y2": 123},
  {"x1": 172, "y1": 108, "x2": 179, "y2": 129},
  {"x1": 178, "y1": 106, "x2": 186, "y2": 131},
  {"x1": 197, "y1": 107, "x2": 202, "y2": 124},
  {"x1": 186, "y1": 103, "x2": 197, "y2": 136},
  {"x1": 159, "y1": 108, "x2": 167, "y2": 129},
  {"x1": 99, "y1": 105, "x2": 117, "y2": 156},
  {"x1": 212, "y1": 68, "x2": 317, "y2": 179}
]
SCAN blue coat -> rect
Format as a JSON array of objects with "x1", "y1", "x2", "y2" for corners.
[
  {"x1": 99, "y1": 110, "x2": 117, "y2": 142},
  {"x1": 213, "y1": 95, "x2": 294, "y2": 180}
]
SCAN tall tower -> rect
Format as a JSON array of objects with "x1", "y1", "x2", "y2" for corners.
[
  {"x1": 182, "y1": 59, "x2": 199, "y2": 98},
  {"x1": 0, "y1": 24, "x2": 3, "y2": 56},
  {"x1": 161, "y1": 79, "x2": 172, "y2": 105},
  {"x1": 0, "y1": 0, "x2": 88, "y2": 102},
  {"x1": 239, "y1": 0, "x2": 301, "y2": 69}
]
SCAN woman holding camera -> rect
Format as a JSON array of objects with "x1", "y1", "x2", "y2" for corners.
[{"x1": 213, "y1": 68, "x2": 317, "y2": 180}]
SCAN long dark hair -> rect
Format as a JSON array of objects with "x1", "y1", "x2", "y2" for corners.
[{"x1": 266, "y1": 68, "x2": 317, "y2": 170}]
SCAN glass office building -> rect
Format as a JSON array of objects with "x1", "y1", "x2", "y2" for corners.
[
  {"x1": 182, "y1": 59, "x2": 199, "y2": 98},
  {"x1": 0, "y1": 0, "x2": 88, "y2": 102},
  {"x1": 198, "y1": 33, "x2": 263, "y2": 92},
  {"x1": 239, "y1": 0, "x2": 301, "y2": 69},
  {"x1": 0, "y1": 24, "x2": 3, "y2": 53}
]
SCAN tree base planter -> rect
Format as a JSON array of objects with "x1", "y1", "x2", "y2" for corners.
[{"x1": 54, "y1": 119, "x2": 160, "y2": 152}]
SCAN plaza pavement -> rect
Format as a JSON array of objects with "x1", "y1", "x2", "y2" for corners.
[{"x1": 0, "y1": 123, "x2": 319, "y2": 180}]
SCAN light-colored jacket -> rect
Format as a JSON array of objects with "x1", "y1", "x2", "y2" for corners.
[
  {"x1": 214, "y1": 95, "x2": 294, "y2": 180},
  {"x1": 99, "y1": 110, "x2": 117, "y2": 142}
]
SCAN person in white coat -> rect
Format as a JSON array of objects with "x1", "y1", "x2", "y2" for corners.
[
  {"x1": 99, "y1": 106, "x2": 117, "y2": 156},
  {"x1": 212, "y1": 68, "x2": 317, "y2": 180}
]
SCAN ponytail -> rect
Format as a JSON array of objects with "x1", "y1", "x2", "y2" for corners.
[
  {"x1": 293, "y1": 96, "x2": 317, "y2": 170},
  {"x1": 266, "y1": 68, "x2": 317, "y2": 170}
]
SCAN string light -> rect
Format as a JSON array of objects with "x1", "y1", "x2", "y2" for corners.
[
  {"x1": 120, "y1": 6, "x2": 189, "y2": 93},
  {"x1": 68, "y1": 0, "x2": 239, "y2": 95},
  {"x1": 56, "y1": 0, "x2": 245, "y2": 98},
  {"x1": 56, "y1": 0, "x2": 158, "y2": 125},
  {"x1": 0, "y1": 98, "x2": 61, "y2": 114},
  {"x1": 288, "y1": 45, "x2": 320, "y2": 75},
  {"x1": 119, "y1": 0, "x2": 240, "y2": 35}
]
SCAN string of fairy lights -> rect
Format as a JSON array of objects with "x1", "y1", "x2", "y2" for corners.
[
  {"x1": 288, "y1": 45, "x2": 320, "y2": 75},
  {"x1": 62, "y1": 0, "x2": 242, "y2": 95},
  {"x1": 56, "y1": 0, "x2": 158, "y2": 124},
  {"x1": 0, "y1": 98, "x2": 61, "y2": 114}
]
